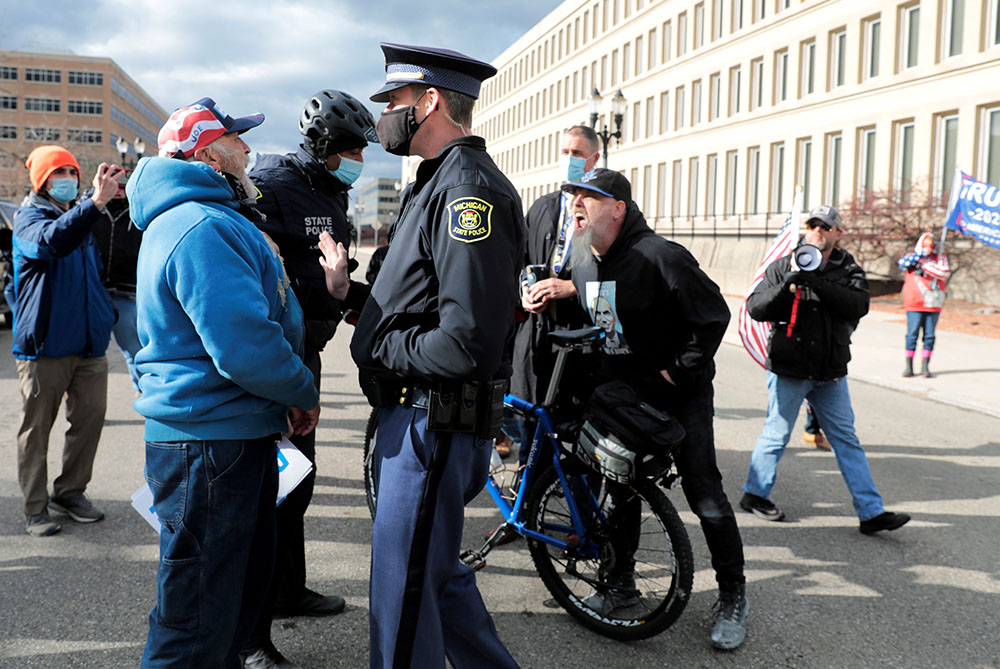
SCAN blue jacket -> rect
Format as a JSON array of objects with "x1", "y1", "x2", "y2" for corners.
[
  {"x1": 126, "y1": 156, "x2": 319, "y2": 442},
  {"x1": 11, "y1": 193, "x2": 115, "y2": 360}
]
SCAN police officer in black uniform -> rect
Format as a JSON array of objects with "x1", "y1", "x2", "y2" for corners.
[
  {"x1": 324, "y1": 43, "x2": 523, "y2": 668},
  {"x1": 243, "y1": 90, "x2": 377, "y2": 668}
]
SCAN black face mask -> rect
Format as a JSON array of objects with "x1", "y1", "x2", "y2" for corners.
[{"x1": 375, "y1": 92, "x2": 429, "y2": 156}]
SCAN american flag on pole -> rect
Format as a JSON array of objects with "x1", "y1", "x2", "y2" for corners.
[{"x1": 738, "y1": 187, "x2": 804, "y2": 368}]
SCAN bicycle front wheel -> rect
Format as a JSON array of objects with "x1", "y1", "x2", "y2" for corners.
[{"x1": 524, "y1": 464, "x2": 693, "y2": 641}]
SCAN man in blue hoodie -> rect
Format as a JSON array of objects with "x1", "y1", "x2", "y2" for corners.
[{"x1": 126, "y1": 98, "x2": 320, "y2": 669}]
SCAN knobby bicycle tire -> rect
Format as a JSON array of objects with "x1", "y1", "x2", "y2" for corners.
[
  {"x1": 524, "y1": 464, "x2": 693, "y2": 641},
  {"x1": 362, "y1": 406, "x2": 380, "y2": 519}
]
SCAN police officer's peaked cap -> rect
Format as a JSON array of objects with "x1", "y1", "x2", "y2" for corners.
[{"x1": 370, "y1": 42, "x2": 498, "y2": 103}]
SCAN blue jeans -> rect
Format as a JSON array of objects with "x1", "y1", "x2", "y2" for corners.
[
  {"x1": 141, "y1": 436, "x2": 278, "y2": 669},
  {"x1": 743, "y1": 372, "x2": 884, "y2": 521},
  {"x1": 110, "y1": 293, "x2": 141, "y2": 391},
  {"x1": 905, "y1": 311, "x2": 939, "y2": 352}
]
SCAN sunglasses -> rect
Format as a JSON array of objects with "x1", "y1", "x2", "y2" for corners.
[{"x1": 806, "y1": 220, "x2": 834, "y2": 232}]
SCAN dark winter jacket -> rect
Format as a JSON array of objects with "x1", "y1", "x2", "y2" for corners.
[
  {"x1": 11, "y1": 192, "x2": 115, "y2": 359},
  {"x1": 350, "y1": 136, "x2": 525, "y2": 384},
  {"x1": 570, "y1": 202, "x2": 730, "y2": 406},
  {"x1": 91, "y1": 195, "x2": 141, "y2": 295},
  {"x1": 747, "y1": 248, "x2": 869, "y2": 380},
  {"x1": 250, "y1": 147, "x2": 351, "y2": 331},
  {"x1": 510, "y1": 190, "x2": 588, "y2": 402}
]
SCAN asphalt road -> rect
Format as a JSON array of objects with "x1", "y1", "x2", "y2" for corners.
[{"x1": 0, "y1": 323, "x2": 998, "y2": 668}]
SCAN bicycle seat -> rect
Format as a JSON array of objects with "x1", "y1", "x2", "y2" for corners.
[{"x1": 548, "y1": 326, "x2": 603, "y2": 346}]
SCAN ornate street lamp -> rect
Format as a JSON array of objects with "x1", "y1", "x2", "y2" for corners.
[
  {"x1": 133, "y1": 137, "x2": 145, "y2": 164},
  {"x1": 115, "y1": 135, "x2": 129, "y2": 167},
  {"x1": 587, "y1": 88, "x2": 627, "y2": 168}
]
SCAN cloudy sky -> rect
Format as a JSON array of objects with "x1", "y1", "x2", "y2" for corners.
[{"x1": 0, "y1": 0, "x2": 561, "y2": 188}]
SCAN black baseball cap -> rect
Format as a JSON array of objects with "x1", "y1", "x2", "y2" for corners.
[{"x1": 561, "y1": 167, "x2": 631, "y2": 202}]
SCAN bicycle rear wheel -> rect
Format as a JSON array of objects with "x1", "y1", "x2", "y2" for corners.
[
  {"x1": 362, "y1": 407, "x2": 379, "y2": 519},
  {"x1": 524, "y1": 463, "x2": 693, "y2": 641}
]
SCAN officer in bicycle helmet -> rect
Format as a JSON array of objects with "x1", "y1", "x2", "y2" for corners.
[{"x1": 243, "y1": 89, "x2": 376, "y2": 667}]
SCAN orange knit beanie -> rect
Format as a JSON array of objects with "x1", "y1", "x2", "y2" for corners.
[{"x1": 25, "y1": 145, "x2": 80, "y2": 192}]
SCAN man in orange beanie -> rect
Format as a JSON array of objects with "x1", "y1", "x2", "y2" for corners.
[{"x1": 12, "y1": 145, "x2": 123, "y2": 537}]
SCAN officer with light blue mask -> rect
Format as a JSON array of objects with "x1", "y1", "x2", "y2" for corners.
[{"x1": 244, "y1": 89, "x2": 378, "y2": 667}]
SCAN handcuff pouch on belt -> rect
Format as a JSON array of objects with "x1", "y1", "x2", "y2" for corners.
[{"x1": 424, "y1": 379, "x2": 508, "y2": 440}]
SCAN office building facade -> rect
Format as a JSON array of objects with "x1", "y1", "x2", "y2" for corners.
[
  {"x1": 0, "y1": 49, "x2": 167, "y2": 201},
  {"x1": 355, "y1": 177, "x2": 402, "y2": 245}
]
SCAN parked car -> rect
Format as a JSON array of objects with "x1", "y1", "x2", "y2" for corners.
[{"x1": 0, "y1": 199, "x2": 17, "y2": 327}]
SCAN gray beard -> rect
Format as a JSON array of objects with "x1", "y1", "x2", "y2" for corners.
[{"x1": 569, "y1": 224, "x2": 595, "y2": 269}]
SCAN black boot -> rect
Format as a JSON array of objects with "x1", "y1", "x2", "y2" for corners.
[
  {"x1": 921, "y1": 355, "x2": 933, "y2": 378},
  {"x1": 902, "y1": 356, "x2": 914, "y2": 377}
]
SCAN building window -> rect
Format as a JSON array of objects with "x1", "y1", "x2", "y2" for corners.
[
  {"x1": 678, "y1": 12, "x2": 688, "y2": 56},
  {"x1": 709, "y1": 72, "x2": 721, "y2": 121},
  {"x1": 24, "y1": 97, "x2": 61, "y2": 113},
  {"x1": 726, "y1": 149, "x2": 739, "y2": 215},
  {"x1": 774, "y1": 49, "x2": 788, "y2": 103},
  {"x1": 796, "y1": 137, "x2": 812, "y2": 211},
  {"x1": 0, "y1": 66, "x2": 17, "y2": 80},
  {"x1": 689, "y1": 157, "x2": 700, "y2": 216},
  {"x1": 676, "y1": 85, "x2": 686, "y2": 129},
  {"x1": 750, "y1": 57, "x2": 764, "y2": 110},
  {"x1": 657, "y1": 162, "x2": 668, "y2": 216},
  {"x1": 24, "y1": 127, "x2": 61, "y2": 141},
  {"x1": 632, "y1": 101, "x2": 641, "y2": 141},
  {"x1": 980, "y1": 105, "x2": 1000, "y2": 186},
  {"x1": 662, "y1": 20, "x2": 673, "y2": 63},
  {"x1": 934, "y1": 113, "x2": 959, "y2": 204},
  {"x1": 643, "y1": 164, "x2": 653, "y2": 213},
  {"x1": 648, "y1": 28, "x2": 658, "y2": 70},
  {"x1": 692, "y1": 79, "x2": 703, "y2": 124},
  {"x1": 800, "y1": 39, "x2": 815, "y2": 96},
  {"x1": 24, "y1": 67, "x2": 61, "y2": 83},
  {"x1": 68, "y1": 70, "x2": 104, "y2": 86},
  {"x1": 68, "y1": 100, "x2": 103, "y2": 115},
  {"x1": 611, "y1": 49, "x2": 619, "y2": 86},
  {"x1": 694, "y1": 3, "x2": 705, "y2": 49},
  {"x1": 0, "y1": 125, "x2": 16, "y2": 140},
  {"x1": 729, "y1": 65, "x2": 742, "y2": 115},
  {"x1": 943, "y1": 0, "x2": 964, "y2": 58},
  {"x1": 623, "y1": 43, "x2": 631, "y2": 80},
  {"x1": 856, "y1": 127, "x2": 877, "y2": 202},
  {"x1": 754, "y1": 0, "x2": 766, "y2": 23},
  {"x1": 672, "y1": 160, "x2": 683, "y2": 217},
  {"x1": 707, "y1": 153, "x2": 719, "y2": 215},
  {"x1": 646, "y1": 96, "x2": 655, "y2": 137},
  {"x1": 825, "y1": 132, "x2": 842, "y2": 204},
  {"x1": 636, "y1": 35, "x2": 644, "y2": 75},
  {"x1": 659, "y1": 91, "x2": 670, "y2": 132},
  {"x1": 894, "y1": 120, "x2": 915, "y2": 203},
  {"x1": 0, "y1": 95, "x2": 16, "y2": 110},
  {"x1": 770, "y1": 142, "x2": 785, "y2": 213},
  {"x1": 862, "y1": 16, "x2": 881, "y2": 80},
  {"x1": 829, "y1": 28, "x2": 847, "y2": 88},
  {"x1": 899, "y1": 3, "x2": 920, "y2": 70},
  {"x1": 731, "y1": 0, "x2": 744, "y2": 32},
  {"x1": 747, "y1": 146, "x2": 761, "y2": 214},
  {"x1": 989, "y1": 0, "x2": 1000, "y2": 47},
  {"x1": 712, "y1": 0, "x2": 724, "y2": 41}
]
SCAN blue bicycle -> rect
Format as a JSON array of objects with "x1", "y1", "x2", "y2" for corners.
[{"x1": 363, "y1": 326, "x2": 693, "y2": 640}]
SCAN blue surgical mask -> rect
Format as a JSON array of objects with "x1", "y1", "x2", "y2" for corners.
[
  {"x1": 561, "y1": 154, "x2": 587, "y2": 182},
  {"x1": 48, "y1": 177, "x2": 78, "y2": 203},
  {"x1": 329, "y1": 156, "x2": 363, "y2": 186}
]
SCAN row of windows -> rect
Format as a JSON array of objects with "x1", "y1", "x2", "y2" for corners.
[
  {"x1": 110, "y1": 106, "x2": 157, "y2": 146},
  {"x1": 110, "y1": 77, "x2": 161, "y2": 126},
  {"x1": 24, "y1": 97, "x2": 60, "y2": 112},
  {"x1": 0, "y1": 65, "x2": 105, "y2": 86},
  {"x1": 516, "y1": 108, "x2": 998, "y2": 222},
  {"x1": 67, "y1": 100, "x2": 103, "y2": 115},
  {"x1": 4, "y1": 97, "x2": 104, "y2": 114},
  {"x1": 0, "y1": 126, "x2": 104, "y2": 143},
  {"x1": 482, "y1": 1, "x2": 1000, "y2": 146}
]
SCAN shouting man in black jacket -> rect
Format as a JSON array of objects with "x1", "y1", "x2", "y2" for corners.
[
  {"x1": 564, "y1": 168, "x2": 748, "y2": 651},
  {"x1": 740, "y1": 205, "x2": 911, "y2": 536}
]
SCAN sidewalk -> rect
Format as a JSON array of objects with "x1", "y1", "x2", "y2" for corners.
[{"x1": 721, "y1": 295, "x2": 1000, "y2": 420}]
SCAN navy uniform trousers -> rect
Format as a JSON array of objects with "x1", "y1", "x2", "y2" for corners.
[{"x1": 370, "y1": 404, "x2": 519, "y2": 669}]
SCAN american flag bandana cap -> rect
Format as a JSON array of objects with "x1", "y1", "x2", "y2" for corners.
[{"x1": 158, "y1": 97, "x2": 264, "y2": 159}]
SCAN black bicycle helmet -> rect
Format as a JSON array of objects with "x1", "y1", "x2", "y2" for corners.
[{"x1": 300, "y1": 90, "x2": 378, "y2": 159}]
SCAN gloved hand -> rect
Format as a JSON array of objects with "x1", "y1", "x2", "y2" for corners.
[{"x1": 782, "y1": 270, "x2": 813, "y2": 292}]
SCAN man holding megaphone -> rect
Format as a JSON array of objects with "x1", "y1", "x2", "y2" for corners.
[{"x1": 738, "y1": 205, "x2": 911, "y2": 536}]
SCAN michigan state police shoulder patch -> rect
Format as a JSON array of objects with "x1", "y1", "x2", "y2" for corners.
[{"x1": 447, "y1": 196, "x2": 492, "y2": 243}]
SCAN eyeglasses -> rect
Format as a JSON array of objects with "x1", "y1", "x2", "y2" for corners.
[{"x1": 806, "y1": 220, "x2": 833, "y2": 232}]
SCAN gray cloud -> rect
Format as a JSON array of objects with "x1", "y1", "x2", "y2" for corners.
[{"x1": 1, "y1": 0, "x2": 558, "y2": 189}]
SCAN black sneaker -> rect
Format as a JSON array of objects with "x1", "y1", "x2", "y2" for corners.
[
  {"x1": 739, "y1": 492, "x2": 785, "y2": 521},
  {"x1": 25, "y1": 510, "x2": 61, "y2": 537},
  {"x1": 710, "y1": 588, "x2": 748, "y2": 650},
  {"x1": 859, "y1": 511, "x2": 911, "y2": 535},
  {"x1": 49, "y1": 493, "x2": 105, "y2": 523},
  {"x1": 273, "y1": 588, "x2": 345, "y2": 618},
  {"x1": 242, "y1": 641, "x2": 298, "y2": 668}
]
